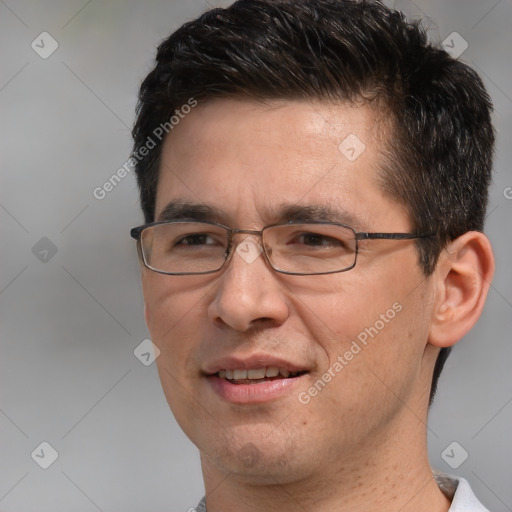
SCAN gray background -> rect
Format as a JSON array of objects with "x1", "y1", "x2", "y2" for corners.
[{"x1": 0, "y1": 0, "x2": 511, "y2": 510}]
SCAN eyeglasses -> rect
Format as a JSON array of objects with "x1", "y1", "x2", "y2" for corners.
[{"x1": 130, "y1": 220, "x2": 432, "y2": 276}]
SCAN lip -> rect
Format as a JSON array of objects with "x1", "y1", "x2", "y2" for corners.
[
  {"x1": 207, "y1": 373, "x2": 306, "y2": 404},
  {"x1": 204, "y1": 354, "x2": 310, "y2": 404},
  {"x1": 204, "y1": 355, "x2": 308, "y2": 374}
]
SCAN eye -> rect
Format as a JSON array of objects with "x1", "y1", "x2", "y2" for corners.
[
  {"x1": 292, "y1": 232, "x2": 347, "y2": 248},
  {"x1": 174, "y1": 233, "x2": 218, "y2": 246}
]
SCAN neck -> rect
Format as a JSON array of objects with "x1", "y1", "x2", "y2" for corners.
[{"x1": 200, "y1": 407, "x2": 450, "y2": 512}]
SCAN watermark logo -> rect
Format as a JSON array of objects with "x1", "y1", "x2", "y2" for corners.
[
  {"x1": 31, "y1": 441, "x2": 59, "y2": 469},
  {"x1": 441, "y1": 441, "x2": 469, "y2": 469},
  {"x1": 338, "y1": 133, "x2": 365, "y2": 162},
  {"x1": 236, "y1": 238, "x2": 263, "y2": 264},
  {"x1": 442, "y1": 32, "x2": 468, "y2": 59},
  {"x1": 237, "y1": 442, "x2": 262, "y2": 468},
  {"x1": 31, "y1": 32, "x2": 58, "y2": 59},
  {"x1": 134, "y1": 339, "x2": 161, "y2": 366},
  {"x1": 32, "y1": 237, "x2": 58, "y2": 263}
]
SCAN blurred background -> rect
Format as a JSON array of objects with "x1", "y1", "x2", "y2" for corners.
[{"x1": 1, "y1": 0, "x2": 511, "y2": 510}]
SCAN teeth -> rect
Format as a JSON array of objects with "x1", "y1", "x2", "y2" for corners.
[
  {"x1": 247, "y1": 368, "x2": 266, "y2": 379},
  {"x1": 233, "y1": 369, "x2": 247, "y2": 379},
  {"x1": 217, "y1": 366, "x2": 302, "y2": 380},
  {"x1": 265, "y1": 366, "x2": 279, "y2": 377}
]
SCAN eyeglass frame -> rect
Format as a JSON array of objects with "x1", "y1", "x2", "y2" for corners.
[{"x1": 130, "y1": 219, "x2": 433, "y2": 276}]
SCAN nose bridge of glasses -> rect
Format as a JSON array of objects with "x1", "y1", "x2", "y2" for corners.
[
  {"x1": 227, "y1": 228, "x2": 265, "y2": 248},
  {"x1": 230, "y1": 228, "x2": 264, "y2": 237}
]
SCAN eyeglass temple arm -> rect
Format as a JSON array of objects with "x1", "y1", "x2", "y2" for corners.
[
  {"x1": 356, "y1": 232, "x2": 433, "y2": 240},
  {"x1": 130, "y1": 227, "x2": 143, "y2": 239}
]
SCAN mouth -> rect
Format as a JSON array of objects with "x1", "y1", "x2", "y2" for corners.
[
  {"x1": 204, "y1": 357, "x2": 310, "y2": 404},
  {"x1": 215, "y1": 367, "x2": 308, "y2": 384}
]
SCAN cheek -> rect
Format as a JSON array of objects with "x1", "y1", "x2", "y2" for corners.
[
  {"x1": 142, "y1": 274, "x2": 208, "y2": 378},
  {"x1": 297, "y1": 267, "x2": 429, "y2": 386},
  {"x1": 143, "y1": 273, "x2": 207, "y2": 334},
  {"x1": 142, "y1": 275, "x2": 209, "y2": 424}
]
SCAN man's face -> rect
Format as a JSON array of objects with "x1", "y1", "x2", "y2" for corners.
[{"x1": 142, "y1": 98, "x2": 436, "y2": 482}]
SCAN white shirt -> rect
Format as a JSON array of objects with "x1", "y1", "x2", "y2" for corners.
[
  {"x1": 194, "y1": 474, "x2": 489, "y2": 511},
  {"x1": 436, "y1": 474, "x2": 489, "y2": 511}
]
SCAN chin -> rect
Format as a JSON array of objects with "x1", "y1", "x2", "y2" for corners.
[{"x1": 196, "y1": 424, "x2": 314, "y2": 484}]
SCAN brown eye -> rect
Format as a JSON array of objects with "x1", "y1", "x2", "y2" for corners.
[
  {"x1": 294, "y1": 232, "x2": 346, "y2": 248},
  {"x1": 174, "y1": 234, "x2": 217, "y2": 246}
]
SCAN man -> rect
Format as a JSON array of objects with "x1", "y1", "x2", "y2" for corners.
[{"x1": 129, "y1": 1, "x2": 495, "y2": 510}]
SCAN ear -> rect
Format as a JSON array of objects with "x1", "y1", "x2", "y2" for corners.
[{"x1": 428, "y1": 231, "x2": 494, "y2": 348}]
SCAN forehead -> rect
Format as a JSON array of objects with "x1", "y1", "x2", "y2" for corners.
[{"x1": 155, "y1": 98, "x2": 407, "y2": 230}]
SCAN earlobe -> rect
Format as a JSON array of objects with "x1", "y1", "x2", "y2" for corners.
[{"x1": 428, "y1": 231, "x2": 494, "y2": 348}]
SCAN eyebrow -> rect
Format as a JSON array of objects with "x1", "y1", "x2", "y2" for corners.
[
  {"x1": 157, "y1": 200, "x2": 224, "y2": 223},
  {"x1": 156, "y1": 199, "x2": 366, "y2": 229},
  {"x1": 275, "y1": 204, "x2": 364, "y2": 229}
]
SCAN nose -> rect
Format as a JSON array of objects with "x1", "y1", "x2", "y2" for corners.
[{"x1": 207, "y1": 236, "x2": 290, "y2": 332}]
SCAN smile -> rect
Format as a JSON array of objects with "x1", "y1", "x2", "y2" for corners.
[
  {"x1": 216, "y1": 367, "x2": 305, "y2": 382},
  {"x1": 205, "y1": 356, "x2": 310, "y2": 404}
]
